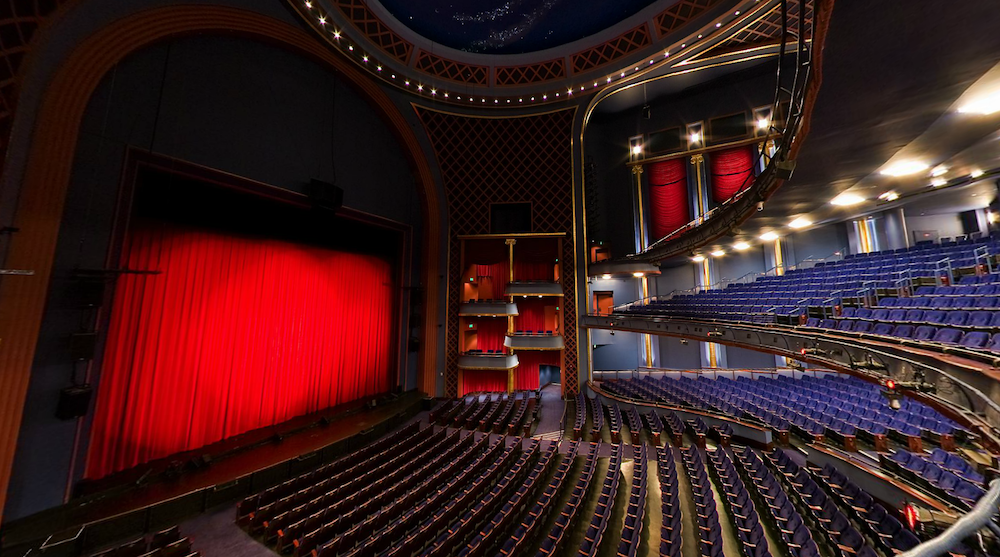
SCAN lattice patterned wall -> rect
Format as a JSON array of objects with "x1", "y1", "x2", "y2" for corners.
[
  {"x1": 721, "y1": 1, "x2": 813, "y2": 49},
  {"x1": 495, "y1": 59, "x2": 566, "y2": 86},
  {"x1": 654, "y1": 0, "x2": 724, "y2": 38},
  {"x1": 415, "y1": 107, "x2": 579, "y2": 398},
  {"x1": 332, "y1": 0, "x2": 414, "y2": 64},
  {"x1": 414, "y1": 50, "x2": 489, "y2": 85},
  {"x1": 0, "y1": 0, "x2": 71, "y2": 172},
  {"x1": 571, "y1": 24, "x2": 651, "y2": 75}
]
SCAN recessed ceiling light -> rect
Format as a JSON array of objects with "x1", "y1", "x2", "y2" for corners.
[
  {"x1": 931, "y1": 178, "x2": 947, "y2": 187},
  {"x1": 881, "y1": 160, "x2": 929, "y2": 177},
  {"x1": 878, "y1": 191, "x2": 900, "y2": 202},
  {"x1": 633, "y1": 272, "x2": 645, "y2": 277},
  {"x1": 733, "y1": 242, "x2": 750, "y2": 251},
  {"x1": 601, "y1": 274, "x2": 612, "y2": 279},
  {"x1": 691, "y1": 255, "x2": 705, "y2": 262},
  {"x1": 830, "y1": 192, "x2": 865, "y2": 206},
  {"x1": 759, "y1": 231, "x2": 779, "y2": 241},
  {"x1": 971, "y1": 169, "x2": 984, "y2": 178},
  {"x1": 930, "y1": 166, "x2": 948, "y2": 177},
  {"x1": 972, "y1": 193, "x2": 978, "y2": 197},
  {"x1": 789, "y1": 217, "x2": 811, "y2": 229},
  {"x1": 711, "y1": 250, "x2": 726, "y2": 257},
  {"x1": 958, "y1": 91, "x2": 1000, "y2": 115}
]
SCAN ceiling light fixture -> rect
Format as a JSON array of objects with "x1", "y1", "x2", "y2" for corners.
[
  {"x1": 602, "y1": 274, "x2": 612, "y2": 279},
  {"x1": 733, "y1": 242, "x2": 750, "y2": 251},
  {"x1": 756, "y1": 118, "x2": 770, "y2": 130},
  {"x1": 711, "y1": 250, "x2": 726, "y2": 257},
  {"x1": 881, "y1": 160, "x2": 929, "y2": 177},
  {"x1": 878, "y1": 191, "x2": 900, "y2": 202},
  {"x1": 789, "y1": 217, "x2": 811, "y2": 229},
  {"x1": 759, "y1": 231, "x2": 779, "y2": 241},
  {"x1": 691, "y1": 255, "x2": 705, "y2": 262},
  {"x1": 958, "y1": 91, "x2": 1000, "y2": 115},
  {"x1": 633, "y1": 272, "x2": 645, "y2": 277},
  {"x1": 971, "y1": 169, "x2": 984, "y2": 178},
  {"x1": 689, "y1": 131, "x2": 701, "y2": 143},
  {"x1": 930, "y1": 178, "x2": 947, "y2": 187},
  {"x1": 830, "y1": 192, "x2": 865, "y2": 206},
  {"x1": 632, "y1": 145, "x2": 643, "y2": 155},
  {"x1": 930, "y1": 166, "x2": 948, "y2": 177}
]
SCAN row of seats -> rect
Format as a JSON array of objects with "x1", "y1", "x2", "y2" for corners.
[
  {"x1": 577, "y1": 443, "x2": 622, "y2": 556},
  {"x1": 707, "y1": 448, "x2": 772, "y2": 557},
  {"x1": 657, "y1": 446, "x2": 682, "y2": 557},
  {"x1": 604, "y1": 403, "x2": 623, "y2": 443},
  {"x1": 732, "y1": 446, "x2": 820, "y2": 557},
  {"x1": 536, "y1": 443, "x2": 599, "y2": 556},
  {"x1": 884, "y1": 450, "x2": 987, "y2": 509},
  {"x1": 572, "y1": 393, "x2": 587, "y2": 440},
  {"x1": 616, "y1": 445, "x2": 647, "y2": 557},
  {"x1": 679, "y1": 447, "x2": 725, "y2": 557},
  {"x1": 589, "y1": 396, "x2": 604, "y2": 441},
  {"x1": 806, "y1": 316, "x2": 1000, "y2": 353},
  {"x1": 500, "y1": 441, "x2": 580, "y2": 556},
  {"x1": 625, "y1": 406, "x2": 643, "y2": 439},
  {"x1": 88, "y1": 526, "x2": 196, "y2": 557}
]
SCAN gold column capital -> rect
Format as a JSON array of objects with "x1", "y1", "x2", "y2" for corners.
[
  {"x1": 631, "y1": 165, "x2": 644, "y2": 176},
  {"x1": 505, "y1": 238, "x2": 517, "y2": 246},
  {"x1": 690, "y1": 154, "x2": 705, "y2": 164}
]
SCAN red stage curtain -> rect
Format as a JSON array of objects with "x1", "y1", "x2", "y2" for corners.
[
  {"x1": 647, "y1": 159, "x2": 690, "y2": 242},
  {"x1": 514, "y1": 351, "x2": 560, "y2": 390},
  {"x1": 515, "y1": 298, "x2": 551, "y2": 333},
  {"x1": 476, "y1": 263, "x2": 509, "y2": 300},
  {"x1": 461, "y1": 370, "x2": 507, "y2": 395},
  {"x1": 86, "y1": 220, "x2": 396, "y2": 479},
  {"x1": 476, "y1": 318, "x2": 508, "y2": 352},
  {"x1": 513, "y1": 261, "x2": 553, "y2": 281},
  {"x1": 710, "y1": 146, "x2": 756, "y2": 203}
]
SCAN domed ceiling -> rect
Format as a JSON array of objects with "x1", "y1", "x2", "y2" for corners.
[{"x1": 376, "y1": 0, "x2": 660, "y2": 54}]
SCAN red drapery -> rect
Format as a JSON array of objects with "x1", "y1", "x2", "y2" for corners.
[
  {"x1": 514, "y1": 351, "x2": 560, "y2": 390},
  {"x1": 476, "y1": 318, "x2": 508, "y2": 352},
  {"x1": 87, "y1": 220, "x2": 396, "y2": 479},
  {"x1": 461, "y1": 371, "x2": 508, "y2": 395},
  {"x1": 515, "y1": 298, "x2": 552, "y2": 333},
  {"x1": 476, "y1": 263, "x2": 510, "y2": 300},
  {"x1": 647, "y1": 159, "x2": 690, "y2": 242},
  {"x1": 513, "y1": 261, "x2": 553, "y2": 281},
  {"x1": 710, "y1": 146, "x2": 755, "y2": 203}
]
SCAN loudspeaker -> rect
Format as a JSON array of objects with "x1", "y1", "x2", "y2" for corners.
[
  {"x1": 56, "y1": 385, "x2": 93, "y2": 420},
  {"x1": 70, "y1": 332, "x2": 98, "y2": 361},
  {"x1": 309, "y1": 179, "x2": 343, "y2": 211}
]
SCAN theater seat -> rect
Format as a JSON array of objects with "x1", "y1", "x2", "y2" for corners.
[
  {"x1": 889, "y1": 324, "x2": 914, "y2": 338},
  {"x1": 871, "y1": 323, "x2": 895, "y2": 335},
  {"x1": 959, "y1": 331, "x2": 990, "y2": 349},
  {"x1": 913, "y1": 326, "x2": 937, "y2": 341},
  {"x1": 932, "y1": 328, "x2": 962, "y2": 344}
]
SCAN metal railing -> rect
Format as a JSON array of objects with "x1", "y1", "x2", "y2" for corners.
[{"x1": 899, "y1": 480, "x2": 1000, "y2": 557}]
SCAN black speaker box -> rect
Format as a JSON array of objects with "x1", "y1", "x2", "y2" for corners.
[
  {"x1": 57, "y1": 385, "x2": 93, "y2": 420},
  {"x1": 309, "y1": 179, "x2": 343, "y2": 211},
  {"x1": 70, "y1": 332, "x2": 98, "y2": 361}
]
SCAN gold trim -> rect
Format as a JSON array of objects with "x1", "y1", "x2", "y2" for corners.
[
  {"x1": 629, "y1": 134, "x2": 780, "y2": 167},
  {"x1": 510, "y1": 347, "x2": 565, "y2": 351},
  {"x1": 692, "y1": 153, "x2": 706, "y2": 217},
  {"x1": 457, "y1": 232, "x2": 566, "y2": 239},
  {"x1": 457, "y1": 365, "x2": 520, "y2": 370},
  {"x1": 509, "y1": 292, "x2": 564, "y2": 297}
]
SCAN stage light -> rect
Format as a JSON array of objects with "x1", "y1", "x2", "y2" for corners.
[
  {"x1": 333, "y1": 30, "x2": 341, "y2": 39},
  {"x1": 971, "y1": 168, "x2": 984, "y2": 178},
  {"x1": 756, "y1": 117, "x2": 770, "y2": 130},
  {"x1": 733, "y1": 242, "x2": 750, "y2": 251},
  {"x1": 958, "y1": 90, "x2": 1000, "y2": 114},
  {"x1": 318, "y1": 15, "x2": 326, "y2": 25},
  {"x1": 789, "y1": 217, "x2": 811, "y2": 229},
  {"x1": 632, "y1": 145, "x2": 643, "y2": 155},
  {"x1": 880, "y1": 160, "x2": 928, "y2": 177},
  {"x1": 930, "y1": 166, "x2": 948, "y2": 177},
  {"x1": 689, "y1": 131, "x2": 702, "y2": 144},
  {"x1": 602, "y1": 274, "x2": 612, "y2": 279},
  {"x1": 691, "y1": 255, "x2": 705, "y2": 262},
  {"x1": 711, "y1": 250, "x2": 725, "y2": 257},
  {"x1": 830, "y1": 192, "x2": 865, "y2": 206},
  {"x1": 633, "y1": 272, "x2": 645, "y2": 277},
  {"x1": 760, "y1": 231, "x2": 779, "y2": 241}
]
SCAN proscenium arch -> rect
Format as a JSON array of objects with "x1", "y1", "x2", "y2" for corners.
[{"x1": 0, "y1": 5, "x2": 443, "y2": 519}]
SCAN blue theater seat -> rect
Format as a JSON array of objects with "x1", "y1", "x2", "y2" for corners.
[
  {"x1": 932, "y1": 328, "x2": 962, "y2": 344},
  {"x1": 913, "y1": 326, "x2": 938, "y2": 341},
  {"x1": 871, "y1": 323, "x2": 895, "y2": 335},
  {"x1": 959, "y1": 331, "x2": 990, "y2": 349},
  {"x1": 889, "y1": 324, "x2": 914, "y2": 338}
]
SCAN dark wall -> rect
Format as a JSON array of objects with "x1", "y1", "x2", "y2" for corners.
[
  {"x1": 657, "y1": 336, "x2": 703, "y2": 369},
  {"x1": 6, "y1": 35, "x2": 422, "y2": 521},
  {"x1": 787, "y1": 223, "x2": 850, "y2": 263}
]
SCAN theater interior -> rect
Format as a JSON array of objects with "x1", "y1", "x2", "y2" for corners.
[{"x1": 2, "y1": 0, "x2": 1000, "y2": 556}]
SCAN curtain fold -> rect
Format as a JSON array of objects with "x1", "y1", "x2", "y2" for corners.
[
  {"x1": 515, "y1": 298, "x2": 551, "y2": 333},
  {"x1": 476, "y1": 318, "x2": 508, "y2": 352},
  {"x1": 460, "y1": 370, "x2": 508, "y2": 395},
  {"x1": 710, "y1": 146, "x2": 755, "y2": 203},
  {"x1": 647, "y1": 159, "x2": 690, "y2": 242},
  {"x1": 513, "y1": 261, "x2": 553, "y2": 281},
  {"x1": 514, "y1": 351, "x2": 560, "y2": 390},
  {"x1": 476, "y1": 263, "x2": 510, "y2": 300},
  {"x1": 87, "y1": 220, "x2": 396, "y2": 479}
]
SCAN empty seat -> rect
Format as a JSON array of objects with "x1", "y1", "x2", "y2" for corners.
[
  {"x1": 959, "y1": 331, "x2": 990, "y2": 349},
  {"x1": 913, "y1": 326, "x2": 938, "y2": 341},
  {"x1": 967, "y1": 311, "x2": 992, "y2": 328},
  {"x1": 872, "y1": 323, "x2": 895, "y2": 335},
  {"x1": 932, "y1": 328, "x2": 963, "y2": 344},
  {"x1": 853, "y1": 321, "x2": 873, "y2": 333},
  {"x1": 944, "y1": 311, "x2": 970, "y2": 327}
]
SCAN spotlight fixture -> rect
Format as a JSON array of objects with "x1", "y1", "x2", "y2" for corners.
[
  {"x1": 633, "y1": 272, "x2": 645, "y2": 278},
  {"x1": 878, "y1": 191, "x2": 900, "y2": 202},
  {"x1": 970, "y1": 168, "x2": 984, "y2": 178},
  {"x1": 930, "y1": 166, "x2": 948, "y2": 177},
  {"x1": 689, "y1": 131, "x2": 702, "y2": 144},
  {"x1": 756, "y1": 118, "x2": 770, "y2": 130},
  {"x1": 880, "y1": 161, "x2": 928, "y2": 177},
  {"x1": 631, "y1": 145, "x2": 643, "y2": 155},
  {"x1": 930, "y1": 178, "x2": 947, "y2": 187},
  {"x1": 733, "y1": 242, "x2": 750, "y2": 251},
  {"x1": 691, "y1": 255, "x2": 706, "y2": 262},
  {"x1": 710, "y1": 250, "x2": 726, "y2": 257},
  {"x1": 789, "y1": 217, "x2": 811, "y2": 229},
  {"x1": 759, "y1": 231, "x2": 779, "y2": 241},
  {"x1": 830, "y1": 192, "x2": 865, "y2": 206},
  {"x1": 602, "y1": 273, "x2": 612, "y2": 279}
]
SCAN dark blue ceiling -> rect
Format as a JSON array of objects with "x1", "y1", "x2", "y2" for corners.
[{"x1": 376, "y1": 0, "x2": 662, "y2": 55}]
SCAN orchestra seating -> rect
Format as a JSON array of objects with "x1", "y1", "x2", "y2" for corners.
[
  {"x1": 577, "y1": 443, "x2": 622, "y2": 556},
  {"x1": 616, "y1": 445, "x2": 647, "y2": 557},
  {"x1": 433, "y1": 392, "x2": 538, "y2": 435},
  {"x1": 657, "y1": 446, "x2": 682, "y2": 557},
  {"x1": 88, "y1": 526, "x2": 197, "y2": 557},
  {"x1": 572, "y1": 392, "x2": 587, "y2": 440},
  {"x1": 500, "y1": 441, "x2": 580, "y2": 556},
  {"x1": 707, "y1": 448, "x2": 772, "y2": 557},
  {"x1": 536, "y1": 443, "x2": 599, "y2": 556},
  {"x1": 679, "y1": 446, "x2": 725, "y2": 557}
]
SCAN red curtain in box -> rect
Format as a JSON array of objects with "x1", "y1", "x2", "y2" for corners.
[
  {"x1": 513, "y1": 261, "x2": 553, "y2": 281},
  {"x1": 647, "y1": 159, "x2": 690, "y2": 242},
  {"x1": 514, "y1": 351, "x2": 560, "y2": 390},
  {"x1": 515, "y1": 298, "x2": 551, "y2": 334},
  {"x1": 710, "y1": 146, "x2": 755, "y2": 203},
  {"x1": 476, "y1": 318, "x2": 508, "y2": 352},
  {"x1": 86, "y1": 220, "x2": 396, "y2": 479},
  {"x1": 476, "y1": 263, "x2": 510, "y2": 300},
  {"x1": 461, "y1": 370, "x2": 508, "y2": 395}
]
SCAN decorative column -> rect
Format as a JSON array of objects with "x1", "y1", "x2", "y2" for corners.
[
  {"x1": 633, "y1": 165, "x2": 654, "y2": 369},
  {"x1": 691, "y1": 154, "x2": 707, "y2": 218},
  {"x1": 506, "y1": 238, "x2": 516, "y2": 393},
  {"x1": 692, "y1": 153, "x2": 721, "y2": 368}
]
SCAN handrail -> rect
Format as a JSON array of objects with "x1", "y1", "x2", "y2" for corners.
[{"x1": 898, "y1": 480, "x2": 1000, "y2": 557}]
